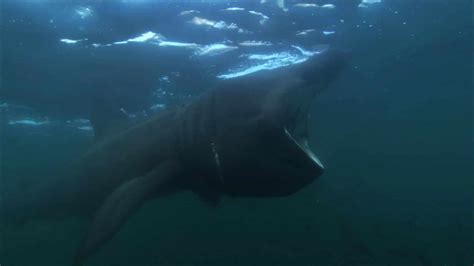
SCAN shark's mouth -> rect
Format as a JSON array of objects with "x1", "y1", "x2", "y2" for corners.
[{"x1": 284, "y1": 127, "x2": 324, "y2": 169}]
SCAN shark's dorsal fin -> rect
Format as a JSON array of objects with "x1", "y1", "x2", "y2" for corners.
[{"x1": 89, "y1": 99, "x2": 129, "y2": 141}]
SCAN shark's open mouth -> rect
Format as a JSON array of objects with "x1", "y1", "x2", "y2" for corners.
[
  {"x1": 281, "y1": 99, "x2": 324, "y2": 170},
  {"x1": 284, "y1": 127, "x2": 324, "y2": 169}
]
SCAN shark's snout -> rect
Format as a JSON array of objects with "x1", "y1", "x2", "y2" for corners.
[{"x1": 300, "y1": 49, "x2": 348, "y2": 87}]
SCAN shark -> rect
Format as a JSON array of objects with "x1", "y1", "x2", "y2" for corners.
[{"x1": 5, "y1": 49, "x2": 347, "y2": 265}]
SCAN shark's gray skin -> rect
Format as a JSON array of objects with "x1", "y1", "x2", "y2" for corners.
[{"x1": 8, "y1": 50, "x2": 346, "y2": 265}]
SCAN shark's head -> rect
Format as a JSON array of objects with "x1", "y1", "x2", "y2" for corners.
[
  {"x1": 263, "y1": 49, "x2": 347, "y2": 157},
  {"x1": 181, "y1": 49, "x2": 346, "y2": 198}
]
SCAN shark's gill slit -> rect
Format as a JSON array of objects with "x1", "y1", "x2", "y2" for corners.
[{"x1": 211, "y1": 142, "x2": 224, "y2": 184}]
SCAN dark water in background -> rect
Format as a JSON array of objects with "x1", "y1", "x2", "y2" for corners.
[{"x1": 1, "y1": 0, "x2": 472, "y2": 265}]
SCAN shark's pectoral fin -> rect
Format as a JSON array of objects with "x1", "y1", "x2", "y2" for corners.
[{"x1": 74, "y1": 160, "x2": 181, "y2": 266}]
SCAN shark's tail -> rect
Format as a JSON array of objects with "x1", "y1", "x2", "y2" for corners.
[
  {"x1": 1, "y1": 178, "x2": 86, "y2": 223},
  {"x1": 2, "y1": 186, "x2": 47, "y2": 223}
]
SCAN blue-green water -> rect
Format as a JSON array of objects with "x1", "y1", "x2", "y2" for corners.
[{"x1": 1, "y1": 0, "x2": 472, "y2": 265}]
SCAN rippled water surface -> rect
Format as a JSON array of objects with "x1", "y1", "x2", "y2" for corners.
[{"x1": 1, "y1": 0, "x2": 472, "y2": 265}]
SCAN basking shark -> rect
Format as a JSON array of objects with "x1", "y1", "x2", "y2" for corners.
[{"x1": 6, "y1": 49, "x2": 346, "y2": 265}]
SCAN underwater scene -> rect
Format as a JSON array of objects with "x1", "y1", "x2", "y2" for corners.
[{"x1": 1, "y1": 0, "x2": 472, "y2": 265}]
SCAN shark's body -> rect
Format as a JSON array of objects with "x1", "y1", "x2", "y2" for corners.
[{"x1": 6, "y1": 50, "x2": 346, "y2": 265}]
